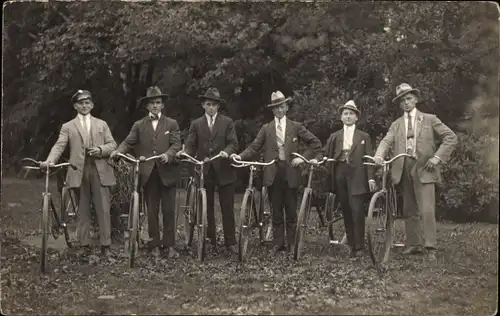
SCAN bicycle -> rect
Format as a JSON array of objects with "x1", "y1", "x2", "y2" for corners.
[
  {"x1": 323, "y1": 192, "x2": 345, "y2": 246},
  {"x1": 21, "y1": 158, "x2": 76, "y2": 273},
  {"x1": 114, "y1": 153, "x2": 163, "y2": 268},
  {"x1": 231, "y1": 157, "x2": 275, "y2": 262},
  {"x1": 177, "y1": 151, "x2": 222, "y2": 262},
  {"x1": 363, "y1": 153, "x2": 411, "y2": 267},
  {"x1": 292, "y1": 153, "x2": 334, "y2": 261}
]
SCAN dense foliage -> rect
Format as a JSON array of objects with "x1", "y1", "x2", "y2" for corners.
[{"x1": 3, "y1": 1, "x2": 498, "y2": 222}]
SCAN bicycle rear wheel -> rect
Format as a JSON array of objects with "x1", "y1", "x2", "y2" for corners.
[
  {"x1": 325, "y1": 193, "x2": 345, "y2": 244},
  {"x1": 294, "y1": 188, "x2": 312, "y2": 261},
  {"x1": 196, "y1": 189, "x2": 207, "y2": 262},
  {"x1": 128, "y1": 192, "x2": 140, "y2": 268},
  {"x1": 366, "y1": 191, "x2": 394, "y2": 266},
  {"x1": 238, "y1": 189, "x2": 254, "y2": 262},
  {"x1": 40, "y1": 194, "x2": 50, "y2": 273},
  {"x1": 183, "y1": 179, "x2": 196, "y2": 246},
  {"x1": 258, "y1": 186, "x2": 272, "y2": 244},
  {"x1": 60, "y1": 187, "x2": 77, "y2": 248}
]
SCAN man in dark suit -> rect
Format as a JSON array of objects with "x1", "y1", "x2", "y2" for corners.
[
  {"x1": 231, "y1": 91, "x2": 322, "y2": 252},
  {"x1": 41, "y1": 90, "x2": 117, "y2": 258},
  {"x1": 111, "y1": 86, "x2": 182, "y2": 258},
  {"x1": 374, "y1": 83, "x2": 457, "y2": 262},
  {"x1": 180, "y1": 87, "x2": 239, "y2": 253},
  {"x1": 323, "y1": 100, "x2": 376, "y2": 258}
]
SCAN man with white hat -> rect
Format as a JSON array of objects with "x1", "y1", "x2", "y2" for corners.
[
  {"x1": 231, "y1": 91, "x2": 322, "y2": 252},
  {"x1": 41, "y1": 90, "x2": 117, "y2": 258},
  {"x1": 374, "y1": 83, "x2": 457, "y2": 262},
  {"x1": 323, "y1": 100, "x2": 376, "y2": 258}
]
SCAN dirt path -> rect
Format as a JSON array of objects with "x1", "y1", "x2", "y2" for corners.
[{"x1": 1, "y1": 177, "x2": 498, "y2": 315}]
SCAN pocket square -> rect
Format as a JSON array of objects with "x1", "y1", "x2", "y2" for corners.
[
  {"x1": 293, "y1": 137, "x2": 298, "y2": 142},
  {"x1": 164, "y1": 131, "x2": 170, "y2": 135},
  {"x1": 361, "y1": 140, "x2": 365, "y2": 144}
]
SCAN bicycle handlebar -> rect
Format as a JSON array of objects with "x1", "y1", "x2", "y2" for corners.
[
  {"x1": 21, "y1": 157, "x2": 76, "y2": 170},
  {"x1": 363, "y1": 153, "x2": 412, "y2": 166},
  {"x1": 115, "y1": 153, "x2": 163, "y2": 163},
  {"x1": 291, "y1": 153, "x2": 328, "y2": 166},
  {"x1": 230, "y1": 157, "x2": 276, "y2": 168},
  {"x1": 178, "y1": 151, "x2": 222, "y2": 165}
]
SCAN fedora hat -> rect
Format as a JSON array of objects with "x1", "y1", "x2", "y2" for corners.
[
  {"x1": 138, "y1": 86, "x2": 168, "y2": 105},
  {"x1": 198, "y1": 87, "x2": 226, "y2": 104},
  {"x1": 393, "y1": 83, "x2": 420, "y2": 103},
  {"x1": 71, "y1": 89, "x2": 92, "y2": 103},
  {"x1": 338, "y1": 100, "x2": 360, "y2": 116},
  {"x1": 267, "y1": 90, "x2": 292, "y2": 108}
]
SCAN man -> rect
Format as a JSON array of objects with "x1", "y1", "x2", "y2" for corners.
[
  {"x1": 374, "y1": 83, "x2": 457, "y2": 262},
  {"x1": 231, "y1": 91, "x2": 322, "y2": 252},
  {"x1": 323, "y1": 100, "x2": 376, "y2": 258},
  {"x1": 41, "y1": 90, "x2": 117, "y2": 257},
  {"x1": 179, "y1": 87, "x2": 238, "y2": 254},
  {"x1": 110, "y1": 86, "x2": 182, "y2": 258}
]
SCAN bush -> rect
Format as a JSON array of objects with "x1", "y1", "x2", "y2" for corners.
[{"x1": 437, "y1": 132, "x2": 499, "y2": 223}]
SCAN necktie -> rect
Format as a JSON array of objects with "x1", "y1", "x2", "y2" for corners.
[
  {"x1": 151, "y1": 114, "x2": 159, "y2": 121},
  {"x1": 277, "y1": 120, "x2": 284, "y2": 146},
  {"x1": 209, "y1": 116, "x2": 214, "y2": 131},
  {"x1": 407, "y1": 115, "x2": 414, "y2": 155},
  {"x1": 82, "y1": 117, "x2": 90, "y2": 147}
]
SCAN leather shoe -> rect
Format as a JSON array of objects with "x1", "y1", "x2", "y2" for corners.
[
  {"x1": 427, "y1": 249, "x2": 437, "y2": 262},
  {"x1": 403, "y1": 246, "x2": 423, "y2": 255},
  {"x1": 100, "y1": 245, "x2": 111, "y2": 257},
  {"x1": 273, "y1": 245, "x2": 287, "y2": 253},
  {"x1": 78, "y1": 245, "x2": 92, "y2": 256},
  {"x1": 167, "y1": 247, "x2": 179, "y2": 258},
  {"x1": 226, "y1": 245, "x2": 238, "y2": 254}
]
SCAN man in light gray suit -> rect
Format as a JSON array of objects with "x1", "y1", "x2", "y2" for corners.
[
  {"x1": 374, "y1": 83, "x2": 457, "y2": 262},
  {"x1": 41, "y1": 90, "x2": 117, "y2": 257}
]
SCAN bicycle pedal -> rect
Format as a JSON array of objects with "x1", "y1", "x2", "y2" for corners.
[
  {"x1": 329, "y1": 240, "x2": 340, "y2": 244},
  {"x1": 120, "y1": 214, "x2": 129, "y2": 218},
  {"x1": 67, "y1": 212, "x2": 76, "y2": 217},
  {"x1": 393, "y1": 242, "x2": 405, "y2": 248}
]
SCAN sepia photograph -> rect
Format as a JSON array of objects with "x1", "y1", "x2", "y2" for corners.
[{"x1": 1, "y1": 0, "x2": 498, "y2": 314}]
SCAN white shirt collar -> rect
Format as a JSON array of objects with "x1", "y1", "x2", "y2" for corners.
[
  {"x1": 275, "y1": 116, "x2": 286, "y2": 124},
  {"x1": 149, "y1": 112, "x2": 161, "y2": 119},
  {"x1": 77, "y1": 113, "x2": 90, "y2": 121},
  {"x1": 343, "y1": 124, "x2": 356, "y2": 132},
  {"x1": 404, "y1": 108, "x2": 417, "y2": 119},
  {"x1": 205, "y1": 112, "x2": 217, "y2": 122}
]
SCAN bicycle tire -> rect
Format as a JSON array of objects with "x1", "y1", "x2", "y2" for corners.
[
  {"x1": 40, "y1": 194, "x2": 50, "y2": 273},
  {"x1": 238, "y1": 189, "x2": 253, "y2": 262},
  {"x1": 60, "y1": 187, "x2": 75, "y2": 248},
  {"x1": 196, "y1": 189, "x2": 207, "y2": 262},
  {"x1": 325, "y1": 193, "x2": 345, "y2": 244},
  {"x1": 366, "y1": 191, "x2": 393, "y2": 266},
  {"x1": 294, "y1": 188, "x2": 312, "y2": 261},
  {"x1": 258, "y1": 186, "x2": 272, "y2": 243},
  {"x1": 184, "y1": 179, "x2": 196, "y2": 246},
  {"x1": 128, "y1": 192, "x2": 140, "y2": 268}
]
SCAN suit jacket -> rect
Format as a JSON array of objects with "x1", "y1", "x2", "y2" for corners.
[
  {"x1": 239, "y1": 118, "x2": 322, "y2": 188},
  {"x1": 184, "y1": 114, "x2": 238, "y2": 186},
  {"x1": 375, "y1": 110, "x2": 457, "y2": 185},
  {"x1": 116, "y1": 115, "x2": 182, "y2": 187},
  {"x1": 47, "y1": 116, "x2": 117, "y2": 188},
  {"x1": 323, "y1": 128, "x2": 375, "y2": 195}
]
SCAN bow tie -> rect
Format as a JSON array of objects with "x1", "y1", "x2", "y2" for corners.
[{"x1": 150, "y1": 114, "x2": 159, "y2": 121}]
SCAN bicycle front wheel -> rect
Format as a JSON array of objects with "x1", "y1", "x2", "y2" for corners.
[
  {"x1": 196, "y1": 189, "x2": 208, "y2": 262},
  {"x1": 183, "y1": 180, "x2": 196, "y2": 246},
  {"x1": 40, "y1": 194, "x2": 50, "y2": 273},
  {"x1": 294, "y1": 188, "x2": 312, "y2": 261},
  {"x1": 128, "y1": 192, "x2": 140, "y2": 268},
  {"x1": 60, "y1": 187, "x2": 77, "y2": 248},
  {"x1": 238, "y1": 189, "x2": 254, "y2": 262},
  {"x1": 258, "y1": 186, "x2": 272, "y2": 244},
  {"x1": 325, "y1": 193, "x2": 345, "y2": 244},
  {"x1": 366, "y1": 191, "x2": 394, "y2": 266}
]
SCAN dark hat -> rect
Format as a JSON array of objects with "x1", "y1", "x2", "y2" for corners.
[
  {"x1": 71, "y1": 90, "x2": 92, "y2": 103},
  {"x1": 138, "y1": 86, "x2": 168, "y2": 105},
  {"x1": 392, "y1": 83, "x2": 421, "y2": 103},
  {"x1": 267, "y1": 91, "x2": 292, "y2": 108},
  {"x1": 198, "y1": 87, "x2": 226, "y2": 104},
  {"x1": 338, "y1": 100, "x2": 361, "y2": 117}
]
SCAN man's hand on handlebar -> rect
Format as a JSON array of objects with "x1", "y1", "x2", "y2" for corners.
[
  {"x1": 39, "y1": 161, "x2": 55, "y2": 169},
  {"x1": 219, "y1": 151, "x2": 229, "y2": 158},
  {"x1": 373, "y1": 156, "x2": 384, "y2": 166},
  {"x1": 110, "y1": 150, "x2": 119, "y2": 160},
  {"x1": 160, "y1": 153, "x2": 169, "y2": 164},
  {"x1": 291, "y1": 157, "x2": 303, "y2": 167},
  {"x1": 230, "y1": 154, "x2": 241, "y2": 161}
]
